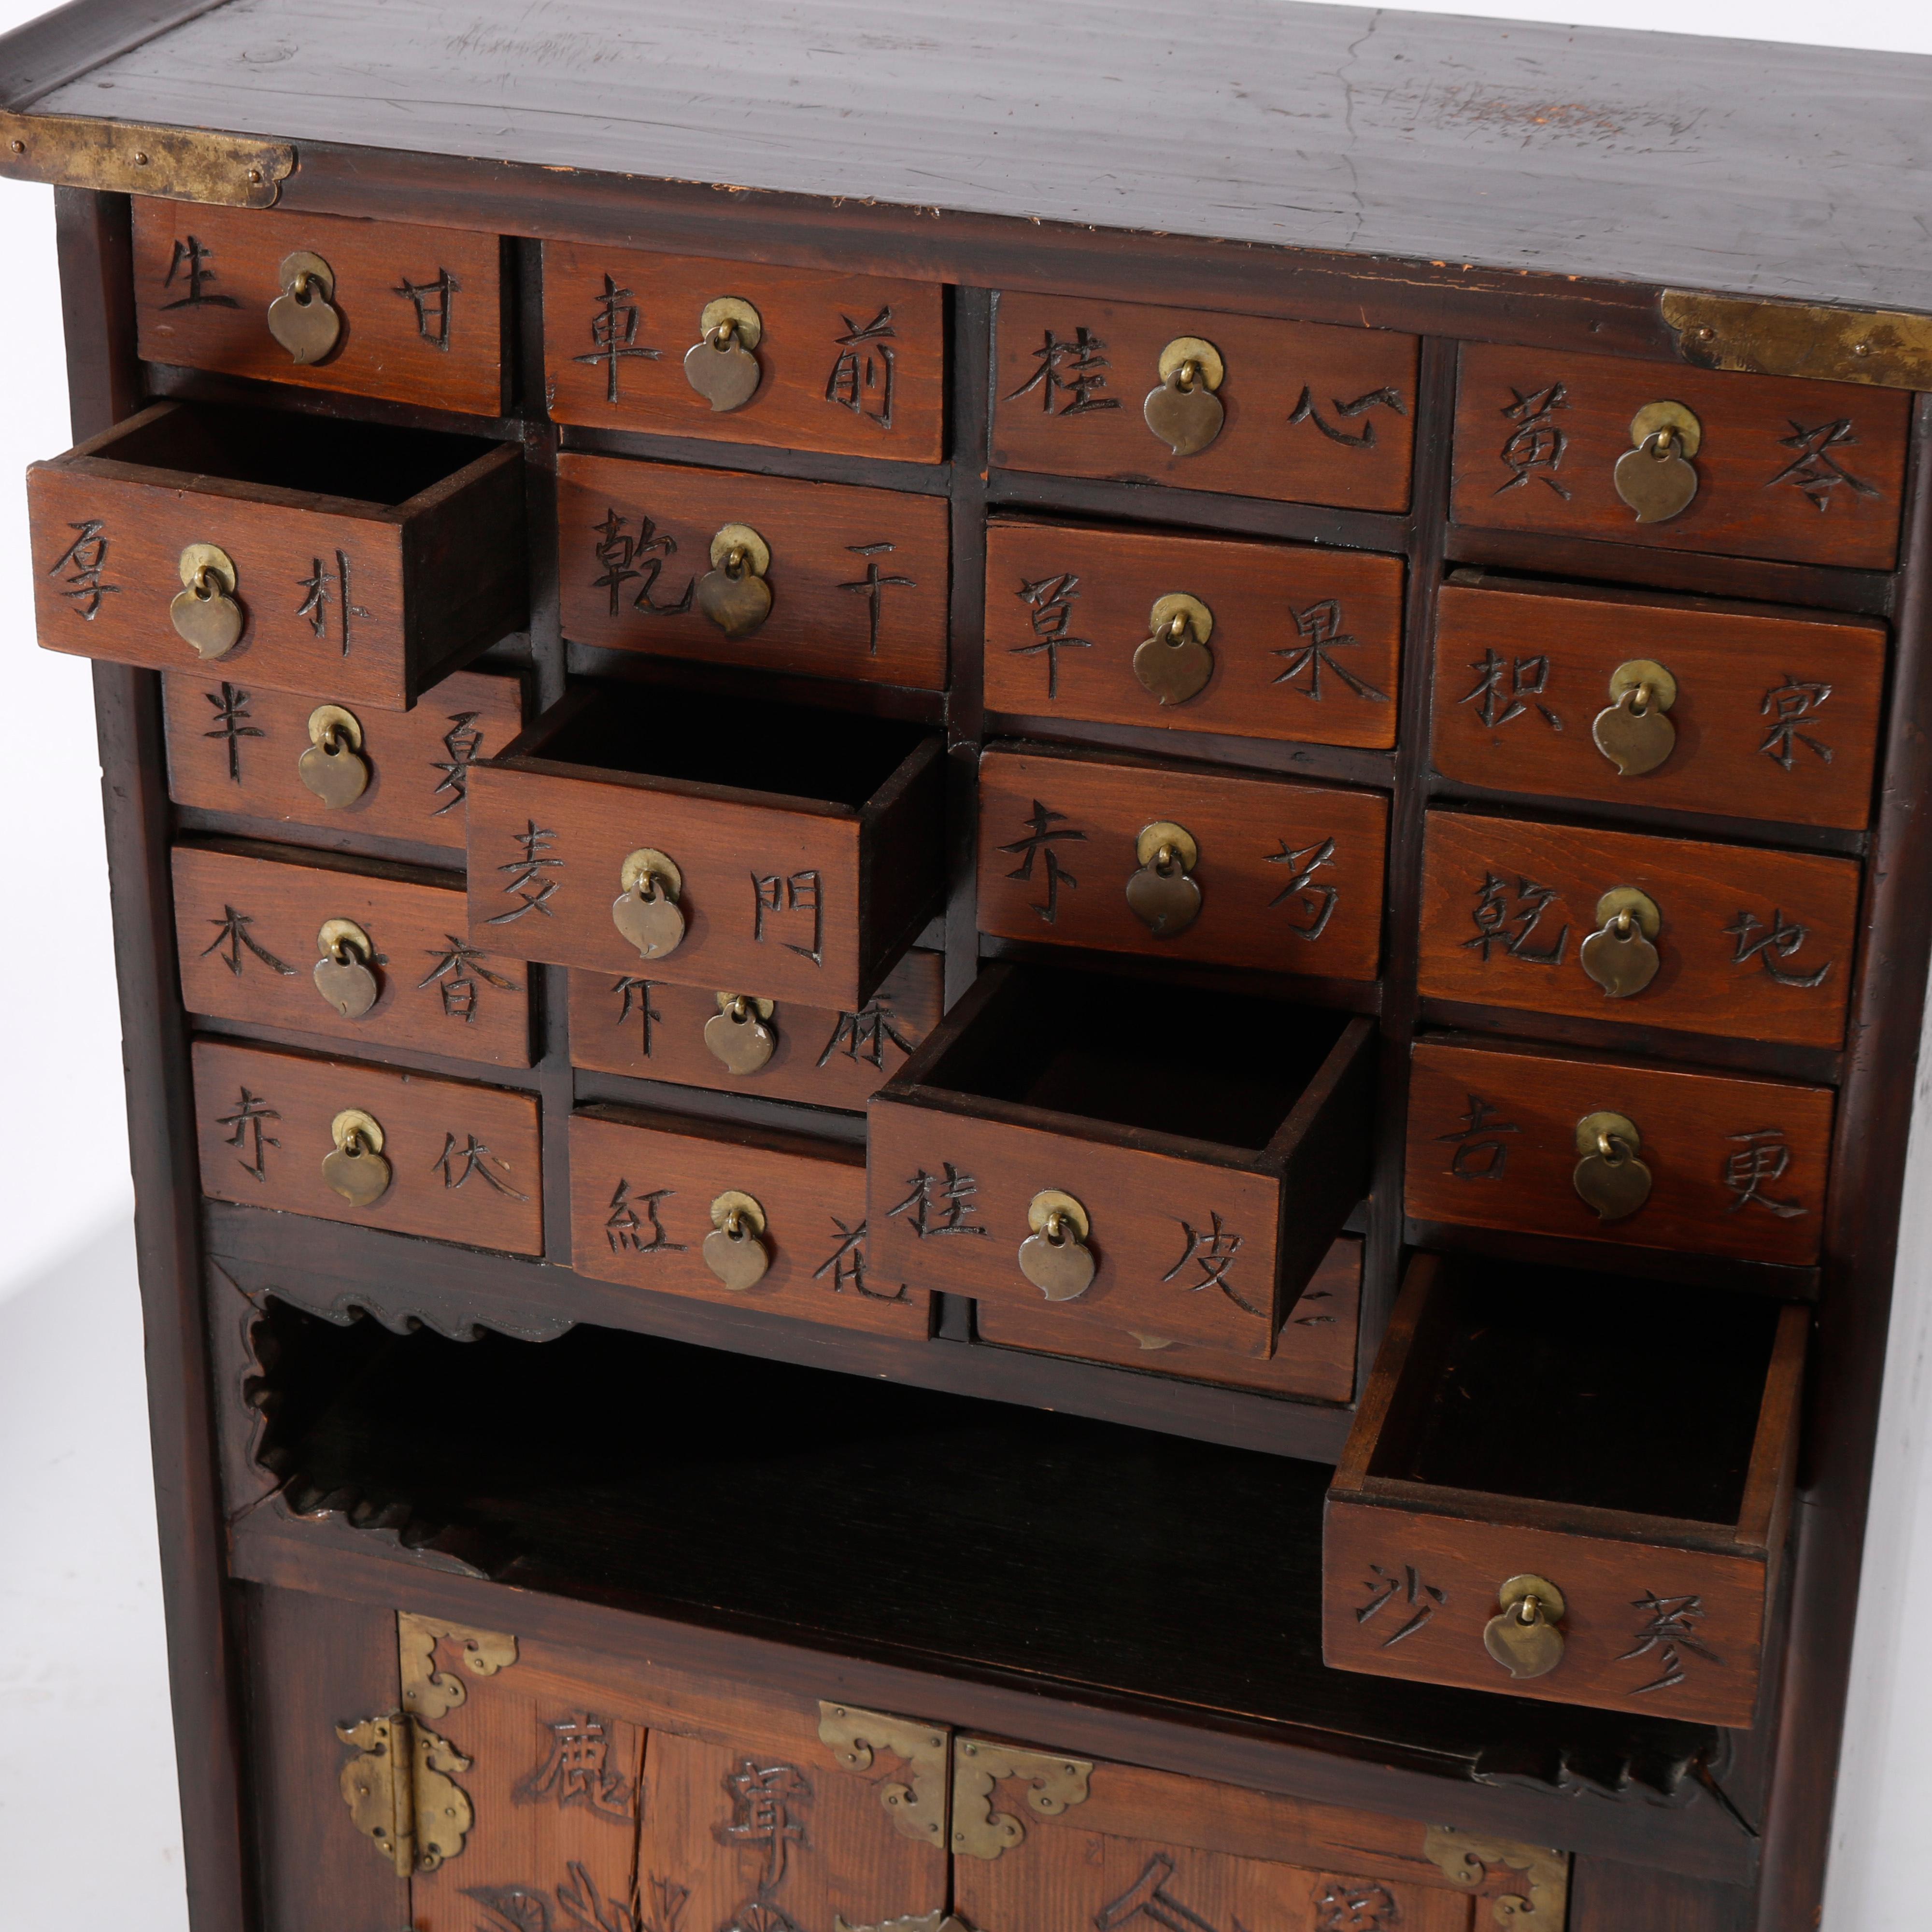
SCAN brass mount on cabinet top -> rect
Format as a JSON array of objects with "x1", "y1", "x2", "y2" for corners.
[
  {"x1": 0, "y1": 110, "x2": 294, "y2": 206},
  {"x1": 1665, "y1": 289, "x2": 1932, "y2": 392}
]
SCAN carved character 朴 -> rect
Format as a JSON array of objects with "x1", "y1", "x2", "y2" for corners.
[{"x1": 294, "y1": 550, "x2": 369, "y2": 656}]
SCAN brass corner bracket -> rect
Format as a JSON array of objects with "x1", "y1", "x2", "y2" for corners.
[
  {"x1": 398, "y1": 1611, "x2": 518, "y2": 1720},
  {"x1": 951, "y1": 1735, "x2": 1093, "y2": 1861},
  {"x1": 819, "y1": 1701, "x2": 951, "y2": 1848},
  {"x1": 0, "y1": 109, "x2": 293, "y2": 207},
  {"x1": 1422, "y1": 1825, "x2": 1569, "y2": 1929},
  {"x1": 1663, "y1": 289, "x2": 1932, "y2": 392}
]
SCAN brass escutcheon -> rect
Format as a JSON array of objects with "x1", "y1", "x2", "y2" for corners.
[
  {"x1": 330, "y1": 1107, "x2": 385, "y2": 1157},
  {"x1": 1026, "y1": 1188, "x2": 1091, "y2": 1243},
  {"x1": 708, "y1": 523, "x2": 772, "y2": 577},
  {"x1": 1606, "y1": 658, "x2": 1678, "y2": 712},
  {"x1": 1575, "y1": 1109, "x2": 1642, "y2": 1160},
  {"x1": 699, "y1": 295, "x2": 764, "y2": 350},
  {"x1": 1156, "y1": 336, "x2": 1225, "y2": 392},
  {"x1": 710, "y1": 1188, "x2": 768, "y2": 1237},
  {"x1": 178, "y1": 541, "x2": 237, "y2": 597},
  {"x1": 307, "y1": 702, "x2": 362, "y2": 754},
  {"x1": 620, "y1": 847, "x2": 683, "y2": 900},
  {"x1": 1628, "y1": 399, "x2": 1703, "y2": 458},
  {"x1": 1134, "y1": 820, "x2": 1199, "y2": 873},
  {"x1": 1593, "y1": 886, "x2": 1661, "y2": 942}
]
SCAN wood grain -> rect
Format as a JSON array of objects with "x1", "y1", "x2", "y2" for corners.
[
  {"x1": 544, "y1": 241, "x2": 943, "y2": 460},
  {"x1": 1431, "y1": 580, "x2": 1887, "y2": 831},
  {"x1": 556, "y1": 451, "x2": 950, "y2": 689},
  {"x1": 131, "y1": 199, "x2": 505, "y2": 415},
  {"x1": 1451, "y1": 345, "x2": 1911, "y2": 571},
  {"x1": 191, "y1": 1037, "x2": 543, "y2": 1253},
  {"x1": 993, "y1": 292, "x2": 1416, "y2": 510},
  {"x1": 1417, "y1": 810, "x2": 1861, "y2": 1049},
  {"x1": 1405, "y1": 1041, "x2": 1833, "y2": 1266},
  {"x1": 977, "y1": 745, "x2": 1387, "y2": 980},
  {"x1": 983, "y1": 518, "x2": 1405, "y2": 748}
]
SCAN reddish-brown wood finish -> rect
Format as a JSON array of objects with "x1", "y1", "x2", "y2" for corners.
[
  {"x1": 983, "y1": 518, "x2": 1405, "y2": 748},
  {"x1": 993, "y1": 292, "x2": 1418, "y2": 510},
  {"x1": 1450, "y1": 344, "x2": 1911, "y2": 570}
]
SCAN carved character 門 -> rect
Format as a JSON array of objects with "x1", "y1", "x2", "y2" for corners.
[{"x1": 752, "y1": 869, "x2": 824, "y2": 964}]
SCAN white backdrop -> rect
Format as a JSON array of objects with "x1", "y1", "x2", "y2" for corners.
[{"x1": 0, "y1": 0, "x2": 1929, "y2": 1924}]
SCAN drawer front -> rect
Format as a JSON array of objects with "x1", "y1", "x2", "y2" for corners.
[
  {"x1": 569, "y1": 1111, "x2": 929, "y2": 1338},
  {"x1": 1406, "y1": 1042, "x2": 1833, "y2": 1265},
  {"x1": 544, "y1": 242, "x2": 945, "y2": 460},
  {"x1": 568, "y1": 948, "x2": 943, "y2": 1108},
  {"x1": 1417, "y1": 810, "x2": 1860, "y2": 1048},
  {"x1": 132, "y1": 200, "x2": 504, "y2": 415},
  {"x1": 984, "y1": 519, "x2": 1404, "y2": 748},
  {"x1": 1432, "y1": 581, "x2": 1886, "y2": 830},
  {"x1": 867, "y1": 1095, "x2": 1284, "y2": 1351},
  {"x1": 1451, "y1": 344, "x2": 1911, "y2": 569},
  {"x1": 977, "y1": 747, "x2": 1387, "y2": 980},
  {"x1": 191, "y1": 1039, "x2": 542, "y2": 1253},
  {"x1": 993, "y1": 293, "x2": 1417, "y2": 509},
  {"x1": 173, "y1": 844, "x2": 533, "y2": 1068},
  {"x1": 162, "y1": 668, "x2": 524, "y2": 850},
  {"x1": 556, "y1": 453, "x2": 950, "y2": 689}
]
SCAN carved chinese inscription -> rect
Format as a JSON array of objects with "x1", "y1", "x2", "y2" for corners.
[
  {"x1": 753, "y1": 869, "x2": 824, "y2": 964},
  {"x1": 217, "y1": 1086, "x2": 279, "y2": 1183},
  {"x1": 1465, "y1": 873, "x2": 1569, "y2": 966},
  {"x1": 1436, "y1": 1094, "x2": 1520, "y2": 1179},
  {"x1": 607, "y1": 1177, "x2": 685, "y2": 1254},
  {"x1": 201, "y1": 904, "x2": 296, "y2": 979},
  {"x1": 814, "y1": 1216, "x2": 905, "y2": 1302},
  {"x1": 1272, "y1": 601, "x2": 1388, "y2": 704},
  {"x1": 1312, "y1": 1879, "x2": 1402, "y2": 1932},
  {"x1": 611, "y1": 976, "x2": 663, "y2": 1053},
  {"x1": 1723, "y1": 1129, "x2": 1806, "y2": 1219},
  {"x1": 819, "y1": 998, "x2": 914, "y2": 1070},
  {"x1": 717, "y1": 1758, "x2": 811, "y2": 1898},
  {"x1": 1759, "y1": 676, "x2": 1833, "y2": 770},
  {"x1": 47, "y1": 518, "x2": 119, "y2": 619},
  {"x1": 516, "y1": 1711, "x2": 635, "y2": 1819},
  {"x1": 432, "y1": 1132, "x2": 528, "y2": 1199},
  {"x1": 577, "y1": 272, "x2": 661, "y2": 402},
  {"x1": 887, "y1": 1165, "x2": 986, "y2": 1238},
  {"x1": 1012, "y1": 573, "x2": 1094, "y2": 698},
  {"x1": 295, "y1": 550, "x2": 369, "y2": 655},
  {"x1": 1461, "y1": 649, "x2": 1561, "y2": 732},
  {"x1": 203, "y1": 682, "x2": 262, "y2": 781},
  {"x1": 418, "y1": 938, "x2": 519, "y2": 1021},
  {"x1": 1096, "y1": 1854, "x2": 1222, "y2": 1932},
  {"x1": 492, "y1": 820, "x2": 563, "y2": 923},
  {"x1": 1766, "y1": 419, "x2": 1878, "y2": 510},
  {"x1": 840, "y1": 542, "x2": 915, "y2": 655},
  {"x1": 1724, "y1": 907, "x2": 1832, "y2": 988},
  {"x1": 1161, "y1": 1213, "x2": 1263, "y2": 1316},
  {"x1": 161, "y1": 234, "x2": 238, "y2": 310},
  {"x1": 1288, "y1": 385, "x2": 1405, "y2": 449},
  {"x1": 429, "y1": 710, "x2": 486, "y2": 815},
  {"x1": 1001, "y1": 800, "x2": 1085, "y2": 923},
  {"x1": 826, "y1": 307, "x2": 897, "y2": 427},
  {"x1": 1265, "y1": 835, "x2": 1339, "y2": 940},
  {"x1": 1357, "y1": 1563, "x2": 1446, "y2": 1647},
  {"x1": 1496, "y1": 383, "x2": 1570, "y2": 497},
  {"x1": 1008, "y1": 327, "x2": 1119, "y2": 415},
  {"x1": 592, "y1": 506, "x2": 694, "y2": 617},
  {"x1": 1619, "y1": 1590, "x2": 1722, "y2": 1694},
  {"x1": 394, "y1": 268, "x2": 460, "y2": 348}
]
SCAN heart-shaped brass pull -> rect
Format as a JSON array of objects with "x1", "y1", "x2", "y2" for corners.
[
  {"x1": 703, "y1": 1190, "x2": 770, "y2": 1291},
  {"x1": 1591, "y1": 658, "x2": 1679, "y2": 778},
  {"x1": 1132, "y1": 594, "x2": 1215, "y2": 706},
  {"x1": 322, "y1": 1107, "x2": 392, "y2": 1209},
  {"x1": 1143, "y1": 336, "x2": 1225, "y2": 456},
  {"x1": 1613, "y1": 401, "x2": 1702, "y2": 525},
  {"x1": 705, "y1": 992, "x2": 777, "y2": 1074},
  {"x1": 266, "y1": 249, "x2": 342, "y2": 365},
  {"x1": 1573, "y1": 1109, "x2": 1653, "y2": 1222},
  {"x1": 684, "y1": 297, "x2": 764, "y2": 412},
  {"x1": 1483, "y1": 1574, "x2": 1567, "y2": 1680},
  {"x1": 611, "y1": 847, "x2": 687, "y2": 959},
  {"x1": 695, "y1": 523, "x2": 774, "y2": 638},
  {"x1": 1017, "y1": 1189, "x2": 1096, "y2": 1301},
  {"x1": 1125, "y1": 820, "x2": 1202, "y2": 938},
  {"x1": 1578, "y1": 887, "x2": 1662, "y2": 999},
  {"x1": 298, "y1": 703, "x2": 371, "y2": 809},
  {"x1": 313, "y1": 918, "x2": 380, "y2": 1021},
  {"x1": 170, "y1": 543, "x2": 245, "y2": 660}
]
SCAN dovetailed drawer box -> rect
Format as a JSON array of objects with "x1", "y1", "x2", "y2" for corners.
[
  {"x1": 1431, "y1": 577, "x2": 1886, "y2": 830},
  {"x1": 983, "y1": 518, "x2": 1405, "y2": 748},
  {"x1": 977, "y1": 744, "x2": 1387, "y2": 980},
  {"x1": 556, "y1": 452, "x2": 950, "y2": 690},
  {"x1": 1324, "y1": 1254, "x2": 1806, "y2": 1726},
  {"x1": 993, "y1": 292, "x2": 1417, "y2": 509},
  {"x1": 30, "y1": 401, "x2": 526, "y2": 709},
  {"x1": 1405, "y1": 1040, "x2": 1833, "y2": 1267},
  {"x1": 544, "y1": 242, "x2": 945, "y2": 459},
  {"x1": 131, "y1": 199, "x2": 507, "y2": 415},
  {"x1": 190, "y1": 1038, "x2": 542, "y2": 1253},
  {"x1": 465, "y1": 680, "x2": 945, "y2": 1008},
  {"x1": 569, "y1": 1107, "x2": 930, "y2": 1337},
  {"x1": 868, "y1": 964, "x2": 1377, "y2": 1352},
  {"x1": 172, "y1": 840, "x2": 533, "y2": 1068},
  {"x1": 1417, "y1": 809, "x2": 1861, "y2": 1048}
]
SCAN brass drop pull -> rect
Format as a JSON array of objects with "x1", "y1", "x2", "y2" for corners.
[
  {"x1": 314, "y1": 918, "x2": 380, "y2": 1020},
  {"x1": 704, "y1": 1190, "x2": 770, "y2": 1290},
  {"x1": 706, "y1": 992, "x2": 777, "y2": 1074},
  {"x1": 696, "y1": 522, "x2": 773, "y2": 638},
  {"x1": 323, "y1": 1107, "x2": 392, "y2": 1209},
  {"x1": 1143, "y1": 336, "x2": 1225, "y2": 456},
  {"x1": 1591, "y1": 659, "x2": 1678, "y2": 778},
  {"x1": 684, "y1": 297, "x2": 764, "y2": 412},
  {"x1": 298, "y1": 703, "x2": 371, "y2": 808},
  {"x1": 1125, "y1": 820, "x2": 1202, "y2": 938},
  {"x1": 1018, "y1": 1190, "x2": 1096, "y2": 1301},
  {"x1": 1132, "y1": 593, "x2": 1215, "y2": 705},
  {"x1": 1573, "y1": 1110, "x2": 1653, "y2": 1221},
  {"x1": 1579, "y1": 887, "x2": 1662, "y2": 998},
  {"x1": 170, "y1": 542, "x2": 244, "y2": 659},
  {"x1": 1482, "y1": 1574, "x2": 1567, "y2": 1680},
  {"x1": 1613, "y1": 401, "x2": 1702, "y2": 525},
  {"x1": 611, "y1": 847, "x2": 686, "y2": 959},
  {"x1": 267, "y1": 248, "x2": 342, "y2": 364}
]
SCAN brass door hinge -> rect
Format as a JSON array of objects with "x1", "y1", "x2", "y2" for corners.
[
  {"x1": 1663, "y1": 290, "x2": 1932, "y2": 392},
  {"x1": 337, "y1": 1710, "x2": 475, "y2": 1878},
  {"x1": 1423, "y1": 1825, "x2": 1570, "y2": 1929},
  {"x1": 0, "y1": 109, "x2": 293, "y2": 206}
]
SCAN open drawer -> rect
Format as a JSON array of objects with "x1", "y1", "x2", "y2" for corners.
[
  {"x1": 1323, "y1": 1252, "x2": 1806, "y2": 1725},
  {"x1": 29, "y1": 401, "x2": 525, "y2": 709},
  {"x1": 868, "y1": 962, "x2": 1376, "y2": 1351}
]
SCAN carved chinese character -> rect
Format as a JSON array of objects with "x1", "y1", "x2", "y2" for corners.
[
  {"x1": 1724, "y1": 908, "x2": 1832, "y2": 989},
  {"x1": 217, "y1": 1086, "x2": 280, "y2": 1183},
  {"x1": 1007, "y1": 327, "x2": 1120, "y2": 415},
  {"x1": 1435, "y1": 1094, "x2": 1520, "y2": 1179},
  {"x1": 1759, "y1": 676, "x2": 1833, "y2": 770},
  {"x1": 418, "y1": 936, "x2": 519, "y2": 1021},
  {"x1": 161, "y1": 235, "x2": 238, "y2": 311},
  {"x1": 812, "y1": 1215, "x2": 905, "y2": 1302},
  {"x1": 1011, "y1": 573, "x2": 1094, "y2": 699},
  {"x1": 817, "y1": 998, "x2": 914, "y2": 1070},
  {"x1": 1265, "y1": 835, "x2": 1339, "y2": 940},
  {"x1": 1288, "y1": 384, "x2": 1406, "y2": 449},
  {"x1": 202, "y1": 682, "x2": 263, "y2": 783},
  {"x1": 606, "y1": 1177, "x2": 685, "y2": 1253},
  {"x1": 1619, "y1": 1590, "x2": 1722, "y2": 1694},
  {"x1": 201, "y1": 905, "x2": 296, "y2": 980},
  {"x1": 887, "y1": 1165, "x2": 986, "y2": 1238},
  {"x1": 1001, "y1": 799, "x2": 1086, "y2": 923},
  {"x1": 393, "y1": 267, "x2": 460, "y2": 348},
  {"x1": 1356, "y1": 1562, "x2": 1446, "y2": 1646},
  {"x1": 1161, "y1": 1212, "x2": 1264, "y2": 1316},
  {"x1": 611, "y1": 975, "x2": 662, "y2": 1053},
  {"x1": 431, "y1": 1132, "x2": 528, "y2": 1198},
  {"x1": 1465, "y1": 872, "x2": 1569, "y2": 966},
  {"x1": 515, "y1": 1710, "x2": 634, "y2": 1818},
  {"x1": 826, "y1": 306, "x2": 897, "y2": 427},
  {"x1": 490, "y1": 820, "x2": 563, "y2": 923},
  {"x1": 47, "y1": 518, "x2": 119, "y2": 619},
  {"x1": 1723, "y1": 1128, "x2": 1806, "y2": 1219},
  {"x1": 294, "y1": 550, "x2": 369, "y2": 656},
  {"x1": 752, "y1": 869, "x2": 824, "y2": 964},
  {"x1": 1097, "y1": 1854, "x2": 1222, "y2": 1932},
  {"x1": 1496, "y1": 383, "x2": 1570, "y2": 497},
  {"x1": 1767, "y1": 419, "x2": 1878, "y2": 510},
  {"x1": 839, "y1": 542, "x2": 915, "y2": 655},
  {"x1": 1460, "y1": 649, "x2": 1561, "y2": 731},
  {"x1": 591, "y1": 507, "x2": 693, "y2": 617},
  {"x1": 575, "y1": 272, "x2": 661, "y2": 403},
  {"x1": 716, "y1": 1759, "x2": 810, "y2": 1895},
  {"x1": 1272, "y1": 600, "x2": 1388, "y2": 703},
  {"x1": 429, "y1": 710, "x2": 486, "y2": 816}
]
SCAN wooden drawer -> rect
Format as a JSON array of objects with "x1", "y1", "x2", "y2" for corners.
[
  {"x1": 30, "y1": 401, "x2": 525, "y2": 710},
  {"x1": 190, "y1": 1038, "x2": 542, "y2": 1253},
  {"x1": 993, "y1": 292, "x2": 1417, "y2": 509},
  {"x1": 975, "y1": 1232, "x2": 1361, "y2": 1403},
  {"x1": 868, "y1": 964, "x2": 1377, "y2": 1351},
  {"x1": 556, "y1": 452, "x2": 949, "y2": 690},
  {"x1": 162, "y1": 666, "x2": 525, "y2": 851},
  {"x1": 569, "y1": 1107, "x2": 931, "y2": 1338},
  {"x1": 1406, "y1": 1040, "x2": 1833, "y2": 1267},
  {"x1": 983, "y1": 518, "x2": 1404, "y2": 747},
  {"x1": 1451, "y1": 344, "x2": 1910, "y2": 569},
  {"x1": 131, "y1": 199, "x2": 506, "y2": 415},
  {"x1": 172, "y1": 839, "x2": 533, "y2": 1068},
  {"x1": 977, "y1": 744, "x2": 1387, "y2": 980},
  {"x1": 465, "y1": 680, "x2": 945, "y2": 1008},
  {"x1": 1431, "y1": 577, "x2": 1886, "y2": 830},
  {"x1": 1417, "y1": 809, "x2": 1860, "y2": 1049},
  {"x1": 568, "y1": 947, "x2": 942, "y2": 1109},
  {"x1": 1324, "y1": 1253, "x2": 1806, "y2": 1725},
  {"x1": 543, "y1": 241, "x2": 945, "y2": 460}
]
